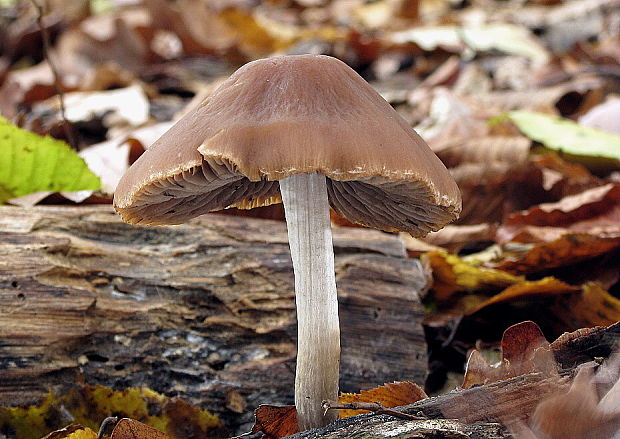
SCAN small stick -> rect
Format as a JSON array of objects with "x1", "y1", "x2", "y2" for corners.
[
  {"x1": 322, "y1": 400, "x2": 426, "y2": 421},
  {"x1": 30, "y1": 0, "x2": 77, "y2": 149}
]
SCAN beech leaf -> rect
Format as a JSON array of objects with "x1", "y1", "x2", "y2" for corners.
[
  {"x1": 508, "y1": 111, "x2": 620, "y2": 172},
  {"x1": 0, "y1": 116, "x2": 100, "y2": 204}
]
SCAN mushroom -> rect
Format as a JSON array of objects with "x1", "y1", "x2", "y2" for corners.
[{"x1": 113, "y1": 54, "x2": 461, "y2": 430}]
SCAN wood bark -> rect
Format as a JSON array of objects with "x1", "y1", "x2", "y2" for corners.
[{"x1": 0, "y1": 205, "x2": 429, "y2": 434}]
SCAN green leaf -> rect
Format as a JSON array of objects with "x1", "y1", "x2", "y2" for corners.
[
  {"x1": 0, "y1": 117, "x2": 101, "y2": 203},
  {"x1": 508, "y1": 111, "x2": 620, "y2": 173}
]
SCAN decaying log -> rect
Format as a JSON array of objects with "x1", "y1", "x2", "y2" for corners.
[{"x1": 0, "y1": 205, "x2": 429, "y2": 433}]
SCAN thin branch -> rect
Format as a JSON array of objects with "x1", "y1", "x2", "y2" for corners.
[
  {"x1": 321, "y1": 400, "x2": 426, "y2": 421},
  {"x1": 30, "y1": 0, "x2": 77, "y2": 149}
]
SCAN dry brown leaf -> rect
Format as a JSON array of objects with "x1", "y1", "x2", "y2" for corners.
[
  {"x1": 419, "y1": 223, "x2": 497, "y2": 254},
  {"x1": 529, "y1": 153, "x2": 602, "y2": 199},
  {"x1": 504, "y1": 183, "x2": 620, "y2": 229},
  {"x1": 414, "y1": 88, "x2": 491, "y2": 148},
  {"x1": 465, "y1": 277, "x2": 579, "y2": 316},
  {"x1": 143, "y1": 0, "x2": 235, "y2": 55},
  {"x1": 337, "y1": 381, "x2": 427, "y2": 417},
  {"x1": 552, "y1": 282, "x2": 620, "y2": 329},
  {"x1": 55, "y1": 9, "x2": 151, "y2": 82},
  {"x1": 463, "y1": 321, "x2": 557, "y2": 389},
  {"x1": 435, "y1": 136, "x2": 530, "y2": 169},
  {"x1": 251, "y1": 405, "x2": 299, "y2": 439},
  {"x1": 494, "y1": 233, "x2": 620, "y2": 275},
  {"x1": 111, "y1": 419, "x2": 171, "y2": 439}
]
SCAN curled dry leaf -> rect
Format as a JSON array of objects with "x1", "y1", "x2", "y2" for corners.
[
  {"x1": 529, "y1": 153, "x2": 602, "y2": 200},
  {"x1": 464, "y1": 277, "x2": 579, "y2": 316},
  {"x1": 463, "y1": 321, "x2": 558, "y2": 389},
  {"x1": 494, "y1": 233, "x2": 620, "y2": 275},
  {"x1": 552, "y1": 282, "x2": 620, "y2": 330},
  {"x1": 498, "y1": 183, "x2": 620, "y2": 243},
  {"x1": 413, "y1": 223, "x2": 496, "y2": 254},
  {"x1": 424, "y1": 251, "x2": 524, "y2": 303}
]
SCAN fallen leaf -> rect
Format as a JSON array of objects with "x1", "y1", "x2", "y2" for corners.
[
  {"x1": 509, "y1": 111, "x2": 620, "y2": 173},
  {"x1": 494, "y1": 233, "x2": 620, "y2": 275},
  {"x1": 249, "y1": 381, "x2": 427, "y2": 438},
  {"x1": 465, "y1": 277, "x2": 579, "y2": 316},
  {"x1": 529, "y1": 153, "x2": 602, "y2": 200},
  {"x1": 418, "y1": 223, "x2": 497, "y2": 254},
  {"x1": 424, "y1": 251, "x2": 524, "y2": 302},
  {"x1": 552, "y1": 282, "x2": 620, "y2": 329},
  {"x1": 338, "y1": 381, "x2": 427, "y2": 417},
  {"x1": 389, "y1": 24, "x2": 549, "y2": 65},
  {"x1": 463, "y1": 321, "x2": 557, "y2": 389},
  {"x1": 42, "y1": 425, "x2": 96, "y2": 439},
  {"x1": 499, "y1": 183, "x2": 620, "y2": 242},
  {"x1": 251, "y1": 405, "x2": 298, "y2": 439},
  {"x1": 35, "y1": 84, "x2": 150, "y2": 126},
  {"x1": 0, "y1": 385, "x2": 225, "y2": 439},
  {"x1": 0, "y1": 116, "x2": 100, "y2": 204},
  {"x1": 579, "y1": 97, "x2": 620, "y2": 135},
  {"x1": 111, "y1": 419, "x2": 170, "y2": 439},
  {"x1": 55, "y1": 8, "x2": 151, "y2": 82}
]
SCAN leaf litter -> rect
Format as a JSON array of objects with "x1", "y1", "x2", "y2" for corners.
[{"x1": 1, "y1": 0, "x2": 620, "y2": 437}]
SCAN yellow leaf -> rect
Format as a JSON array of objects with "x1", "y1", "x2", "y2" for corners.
[{"x1": 425, "y1": 251, "x2": 523, "y2": 302}]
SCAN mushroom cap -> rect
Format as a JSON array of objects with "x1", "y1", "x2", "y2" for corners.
[{"x1": 114, "y1": 55, "x2": 461, "y2": 236}]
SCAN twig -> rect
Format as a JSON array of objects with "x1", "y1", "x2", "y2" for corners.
[
  {"x1": 30, "y1": 0, "x2": 77, "y2": 149},
  {"x1": 321, "y1": 400, "x2": 426, "y2": 421}
]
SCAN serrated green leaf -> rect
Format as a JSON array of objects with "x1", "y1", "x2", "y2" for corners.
[
  {"x1": 0, "y1": 117, "x2": 101, "y2": 203},
  {"x1": 508, "y1": 111, "x2": 620, "y2": 173}
]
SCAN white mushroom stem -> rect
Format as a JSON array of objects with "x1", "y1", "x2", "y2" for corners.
[{"x1": 280, "y1": 172, "x2": 340, "y2": 430}]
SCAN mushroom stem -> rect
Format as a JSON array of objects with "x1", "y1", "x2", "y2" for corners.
[{"x1": 280, "y1": 172, "x2": 340, "y2": 430}]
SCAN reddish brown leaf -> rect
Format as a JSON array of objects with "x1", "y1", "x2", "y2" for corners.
[
  {"x1": 500, "y1": 183, "x2": 620, "y2": 240},
  {"x1": 111, "y1": 419, "x2": 171, "y2": 439},
  {"x1": 250, "y1": 405, "x2": 299, "y2": 439},
  {"x1": 463, "y1": 321, "x2": 557, "y2": 389},
  {"x1": 494, "y1": 233, "x2": 620, "y2": 275}
]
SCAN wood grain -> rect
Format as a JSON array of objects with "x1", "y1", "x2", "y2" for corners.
[{"x1": 0, "y1": 205, "x2": 429, "y2": 433}]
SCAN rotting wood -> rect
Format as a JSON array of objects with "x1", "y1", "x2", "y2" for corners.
[{"x1": 0, "y1": 205, "x2": 429, "y2": 434}]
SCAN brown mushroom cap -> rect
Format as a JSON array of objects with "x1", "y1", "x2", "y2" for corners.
[{"x1": 113, "y1": 55, "x2": 461, "y2": 236}]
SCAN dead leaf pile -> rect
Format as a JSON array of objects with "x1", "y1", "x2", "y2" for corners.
[{"x1": 1, "y1": 0, "x2": 620, "y2": 437}]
